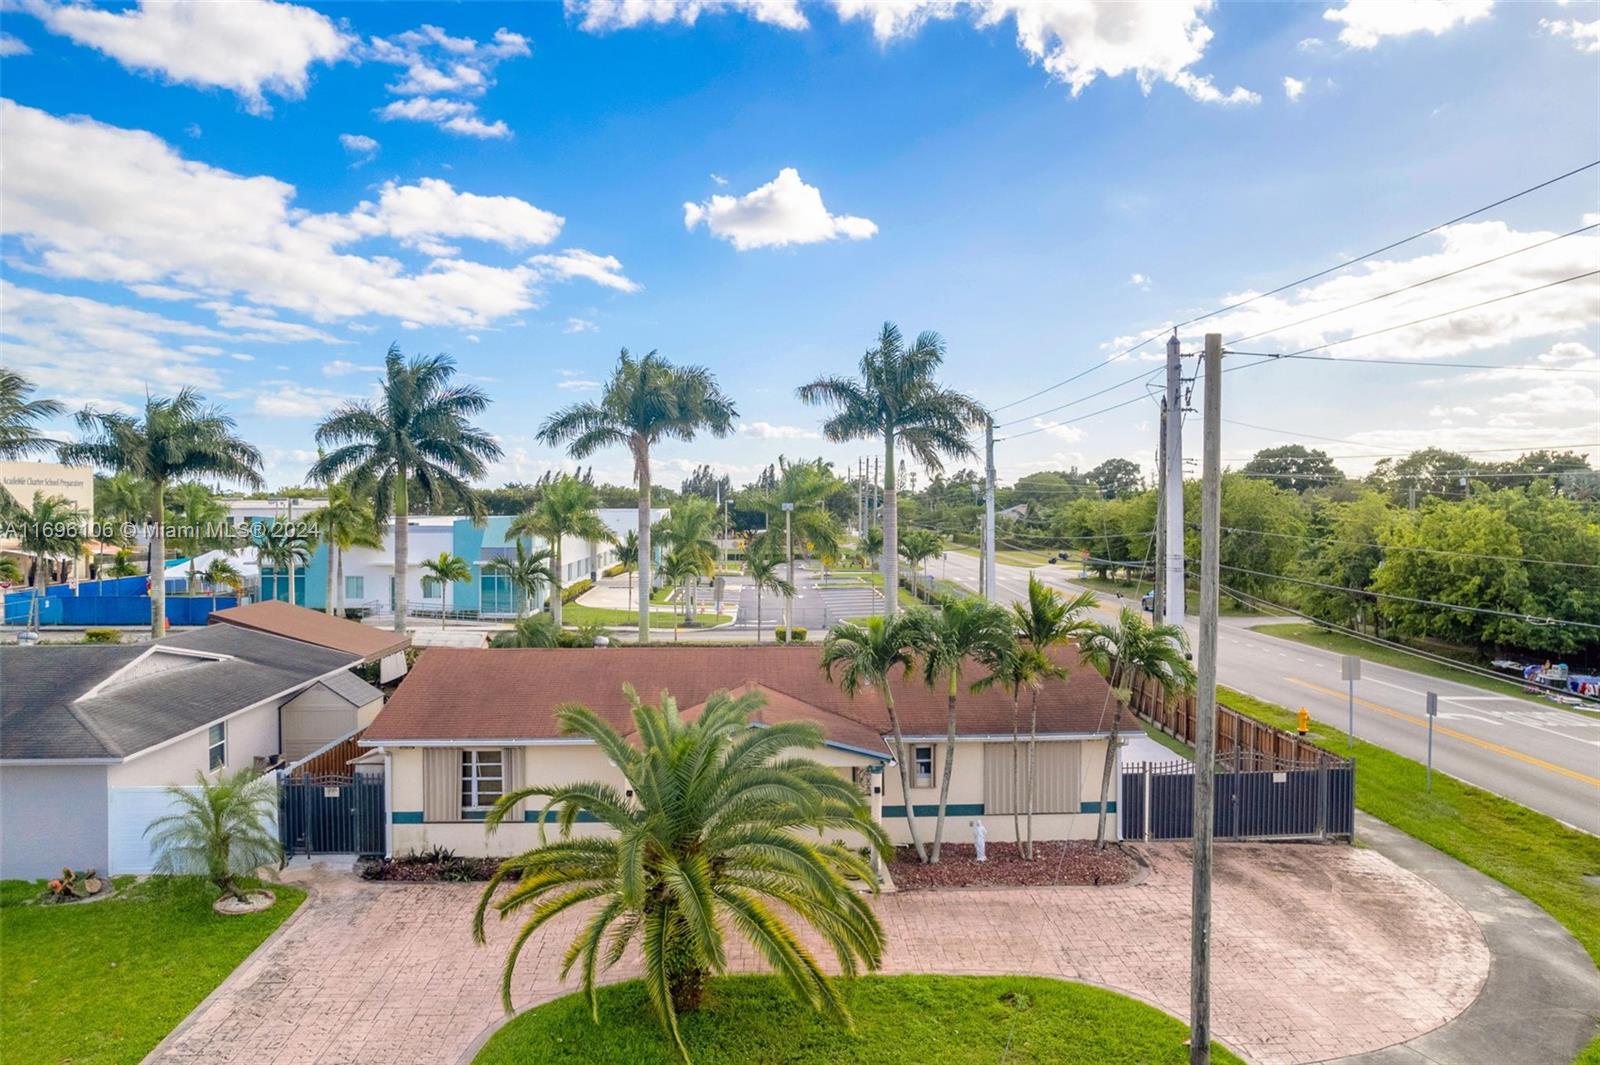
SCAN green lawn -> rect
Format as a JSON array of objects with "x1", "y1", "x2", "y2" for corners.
[
  {"x1": 562, "y1": 604, "x2": 733, "y2": 628},
  {"x1": 1, "y1": 876, "x2": 304, "y2": 1065},
  {"x1": 474, "y1": 974, "x2": 1244, "y2": 1065}
]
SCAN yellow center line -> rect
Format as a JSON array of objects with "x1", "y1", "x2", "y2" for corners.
[{"x1": 1286, "y1": 676, "x2": 1600, "y2": 790}]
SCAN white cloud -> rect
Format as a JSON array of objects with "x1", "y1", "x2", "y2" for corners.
[
  {"x1": 322, "y1": 359, "x2": 380, "y2": 377},
  {"x1": 229, "y1": 353, "x2": 255, "y2": 362},
  {"x1": 253, "y1": 381, "x2": 344, "y2": 418},
  {"x1": 184, "y1": 122, "x2": 202, "y2": 138},
  {"x1": 339, "y1": 132, "x2": 379, "y2": 164},
  {"x1": 0, "y1": 32, "x2": 30, "y2": 57},
  {"x1": 1322, "y1": 1, "x2": 1493, "y2": 49},
  {"x1": 1283, "y1": 75, "x2": 1306, "y2": 101},
  {"x1": 1024, "y1": 419, "x2": 1086, "y2": 443},
  {"x1": 570, "y1": 1, "x2": 808, "y2": 32},
  {"x1": 377, "y1": 96, "x2": 511, "y2": 139},
  {"x1": 2, "y1": 100, "x2": 632, "y2": 333},
  {"x1": 738, "y1": 421, "x2": 820, "y2": 439},
  {"x1": 1541, "y1": 16, "x2": 1600, "y2": 52},
  {"x1": 709, "y1": 172, "x2": 728, "y2": 186},
  {"x1": 557, "y1": 377, "x2": 602, "y2": 390},
  {"x1": 564, "y1": 317, "x2": 598, "y2": 333},
  {"x1": 368, "y1": 23, "x2": 529, "y2": 137},
  {"x1": 200, "y1": 301, "x2": 342, "y2": 343},
  {"x1": 18, "y1": 0, "x2": 353, "y2": 115},
  {"x1": 530, "y1": 249, "x2": 641, "y2": 292},
  {"x1": 1130, "y1": 273, "x2": 1151, "y2": 289},
  {"x1": 683, "y1": 168, "x2": 877, "y2": 250}
]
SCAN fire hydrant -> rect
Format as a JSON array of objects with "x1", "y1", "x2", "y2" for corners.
[{"x1": 1297, "y1": 706, "x2": 1311, "y2": 737}]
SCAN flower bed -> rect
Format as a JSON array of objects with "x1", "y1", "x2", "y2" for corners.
[
  {"x1": 888, "y1": 841, "x2": 1137, "y2": 890},
  {"x1": 358, "y1": 848, "x2": 509, "y2": 883}
]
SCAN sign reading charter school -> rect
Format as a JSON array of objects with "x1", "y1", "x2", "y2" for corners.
[{"x1": 0, "y1": 461, "x2": 95, "y2": 517}]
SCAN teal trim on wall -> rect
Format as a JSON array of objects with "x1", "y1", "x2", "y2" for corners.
[
  {"x1": 881, "y1": 803, "x2": 985, "y2": 818},
  {"x1": 451, "y1": 519, "x2": 486, "y2": 612},
  {"x1": 391, "y1": 811, "x2": 424, "y2": 824},
  {"x1": 525, "y1": 810, "x2": 601, "y2": 823},
  {"x1": 1079, "y1": 801, "x2": 1116, "y2": 813}
]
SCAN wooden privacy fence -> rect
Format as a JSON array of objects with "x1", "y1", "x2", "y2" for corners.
[
  {"x1": 1127, "y1": 670, "x2": 1333, "y2": 771},
  {"x1": 283, "y1": 731, "x2": 367, "y2": 780}
]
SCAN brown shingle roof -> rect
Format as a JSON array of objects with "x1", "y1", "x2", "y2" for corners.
[
  {"x1": 363, "y1": 645, "x2": 1116, "y2": 748},
  {"x1": 208, "y1": 600, "x2": 410, "y2": 663}
]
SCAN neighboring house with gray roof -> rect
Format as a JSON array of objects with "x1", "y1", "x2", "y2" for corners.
[{"x1": 0, "y1": 626, "x2": 381, "y2": 879}]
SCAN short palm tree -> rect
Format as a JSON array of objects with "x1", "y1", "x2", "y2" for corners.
[
  {"x1": 616, "y1": 529, "x2": 639, "y2": 612},
  {"x1": 145, "y1": 769, "x2": 282, "y2": 902},
  {"x1": 0, "y1": 556, "x2": 22, "y2": 585},
  {"x1": 420, "y1": 551, "x2": 471, "y2": 627},
  {"x1": 203, "y1": 556, "x2": 243, "y2": 614},
  {"x1": 657, "y1": 548, "x2": 704, "y2": 624},
  {"x1": 1080, "y1": 607, "x2": 1197, "y2": 848},
  {"x1": 61, "y1": 389, "x2": 264, "y2": 638},
  {"x1": 897, "y1": 528, "x2": 945, "y2": 591},
  {"x1": 255, "y1": 520, "x2": 312, "y2": 606},
  {"x1": 654, "y1": 497, "x2": 718, "y2": 620},
  {"x1": 310, "y1": 344, "x2": 502, "y2": 633},
  {"x1": 304, "y1": 482, "x2": 384, "y2": 616},
  {"x1": 169, "y1": 481, "x2": 227, "y2": 594},
  {"x1": 17, "y1": 493, "x2": 86, "y2": 622},
  {"x1": 743, "y1": 542, "x2": 793, "y2": 642},
  {"x1": 95, "y1": 471, "x2": 151, "y2": 550},
  {"x1": 507, "y1": 475, "x2": 614, "y2": 628},
  {"x1": 1012, "y1": 577, "x2": 1099, "y2": 857},
  {"x1": 859, "y1": 525, "x2": 883, "y2": 569},
  {"x1": 537, "y1": 349, "x2": 737, "y2": 642},
  {"x1": 972, "y1": 642, "x2": 1051, "y2": 853},
  {"x1": 797, "y1": 323, "x2": 986, "y2": 616},
  {"x1": 915, "y1": 595, "x2": 1016, "y2": 861},
  {"x1": 819, "y1": 611, "x2": 935, "y2": 862},
  {"x1": 107, "y1": 548, "x2": 138, "y2": 579},
  {"x1": 490, "y1": 613, "x2": 562, "y2": 648},
  {"x1": 482, "y1": 539, "x2": 553, "y2": 619},
  {"x1": 473, "y1": 687, "x2": 886, "y2": 1061},
  {"x1": 0, "y1": 369, "x2": 63, "y2": 461}
]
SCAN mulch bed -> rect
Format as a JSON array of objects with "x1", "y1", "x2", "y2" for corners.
[{"x1": 888, "y1": 841, "x2": 1138, "y2": 891}]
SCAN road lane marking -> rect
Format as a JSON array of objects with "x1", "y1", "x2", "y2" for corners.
[{"x1": 1287, "y1": 676, "x2": 1600, "y2": 789}]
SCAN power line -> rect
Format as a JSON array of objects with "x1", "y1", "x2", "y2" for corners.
[
  {"x1": 1221, "y1": 419, "x2": 1599, "y2": 456},
  {"x1": 998, "y1": 389, "x2": 1158, "y2": 440},
  {"x1": 996, "y1": 365, "x2": 1165, "y2": 428},
  {"x1": 986, "y1": 158, "x2": 1600, "y2": 414},
  {"x1": 1202, "y1": 523, "x2": 1600, "y2": 570}
]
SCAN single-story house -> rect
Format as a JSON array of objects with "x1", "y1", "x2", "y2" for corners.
[
  {"x1": 0, "y1": 625, "x2": 382, "y2": 879},
  {"x1": 360, "y1": 644, "x2": 1122, "y2": 858}
]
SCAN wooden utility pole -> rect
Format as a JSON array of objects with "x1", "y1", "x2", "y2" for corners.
[
  {"x1": 983, "y1": 416, "x2": 997, "y2": 601},
  {"x1": 1190, "y1": 333, "x2": 1222, "y2": 1065},
  {"x1": 1153, "y1": 397, "x2": 1167, "y2": 621},
  {"x1": 1163, "y1": 331, "x2": 1186, "y2": 627}
]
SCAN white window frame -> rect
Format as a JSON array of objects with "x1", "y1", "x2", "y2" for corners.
[
  {"x1": 344, "y1": 575, "x2": 365, "y2": 601},
  {"x1": 911, "y1": 744, "x2": 935, "y2": 789},
  {"x1": 207, "y1": 722, "x2": 226, "y2": 772},
  {"x1": 460, "y1": 749, "x2": 504, "y2": 812}
]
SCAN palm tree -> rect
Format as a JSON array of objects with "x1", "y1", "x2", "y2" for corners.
[
  {"x1": 304, "y1": 482, "x2": 384, "y2": 616},
  {"x1": 203, "y1": 556, "x2": 243, "y2": 614},
  {"x1": 169, "y1": 481, "x2": 227, "y2": 594},
  {"x1": 0, "y1": 556, "x2": 22, "y2": 586},
  {"x1": 145, "y1": 768, "x2": 282, "y2": 902},
  {"x1": 61, "y1": 389, "x2": 264, "y2": 638},
  {"x1": 797, "y1": 323, "x2": 986, "y2": 616},
  {"x1": 972, "y1": 642, "x2": 1049, "y2": 853},
  {"x1": 490, "y1": 613, "x2": 562, "y2": 648},
  {"x1": 819, "y1": 611, "x2": 935, "y2": 862},
  {"x1": 507, "y1": 475, "x2": 613, "y2": 628},
  {"x1": 106, "y1": 549, "x2": 138, "y2": 579},
  {"x1": 17, "y1": 492, "x2": 86, "y2": 625},
  {"x1": 1011, "y1": 577, "x2": 1099, "y2": 858},
  {"x1": 743, "y1": 542, "x2": 792, "y2": 643},
  {"x1": 897, "y1": 528, "x2": 944, "y2": 592},
  {"x1": 482, "y1": 539, "x2": 553, "y2": 619},
  {"x1": 537, "y1": 349, "x2": 737, "y2": 642},
  {"x1": 0, "y1": 369, "x2": 63, "y2": 460},
  {"x1": 473, "y1": 687, "x2": 886, "y2": 1061},
  {"x1": 915, "y1": 595, "x2": 1015, "y2": 862},
  {"x1": 859, "y1": 525, "x2": 884, "y2": 571},
  {"x1": 616, "y1": 529, "x2": 639, "y2": 612},
  {"x1": 310, "y1": 344, "x2": 502, "y2": 634},
  {"x1": 653, "y1": 496, "x2": 718, "y2": 621},
  {"x1": 420, "y1": 551, "x2": 472, "y2": 627},
  {"x1": 255, "y1": 520, "x2": 312, "y2": 606},
  {"x1": 657, "y1": 548, "x2": 704, "y2": 624},
  {"x1": 1080, "y1": 607, "x2": 1197, "y2": 848}
]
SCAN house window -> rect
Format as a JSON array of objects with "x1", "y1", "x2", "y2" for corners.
[
  {"x1": 207, "y1": 722, "x2": 226, "y2": 772},
  {"x1": 912, "y1": 745, "x2": 935, "y2": 789},
  {"x1": 422, "y1": 577, "x2": 441, "y2": 599},
  {"x1": 344, "y1": 575, "x2": 365, "y2": 601},
  {"x1": 460, "y1": 749, "x2": 503, "y2": 811}
]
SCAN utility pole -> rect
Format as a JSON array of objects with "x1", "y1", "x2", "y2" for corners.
[
  {"x1": 1164, "y1": 331, "x2": 1186, "y2": 628},
  {"x1": 1191, "y1": 333, "x2": 1222, "y2": 1065},
  {"x1": 782, "y1": 502, "x2": 795, "y2": 634},
  {"x1": 1153, "y1": 397, "x2": 1167, "y2": 622},
  {"x1": 983, "y1": 416, "x2": 997, "y2": 602}
]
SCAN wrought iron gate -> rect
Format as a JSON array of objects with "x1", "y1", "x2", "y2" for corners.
[
  {"x1": 279, "y1": 773, "x2": 385, "y2": 857},
  {"x1": 1121, "y1": 756, "x2": 1354, "y2": 842}
]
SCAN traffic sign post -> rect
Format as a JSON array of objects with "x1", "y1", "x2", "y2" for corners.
[
  {"x1": 1340, "y1": 655, "x2": 1361, "y2": 748},
  {"x1": 1425, "y1": 691, "x2": 1438, "y2": 791}
]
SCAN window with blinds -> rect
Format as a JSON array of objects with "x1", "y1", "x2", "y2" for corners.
[{"x1": 983, "y1": 741, "x2": 1080, "y2": 815}]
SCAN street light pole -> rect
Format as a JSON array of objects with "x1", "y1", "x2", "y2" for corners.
[{"x1": 783, "y1": 501, "x2": 795, "y2": 634}]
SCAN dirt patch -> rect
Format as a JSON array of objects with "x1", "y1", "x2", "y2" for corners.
[{"x1": 888, "y1": 841, "x2": 1138, "y2": 891}]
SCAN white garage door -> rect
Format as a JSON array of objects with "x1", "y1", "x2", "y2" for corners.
[{"x1": 107, "y1": 785, "x2": 280, "y2": 874}]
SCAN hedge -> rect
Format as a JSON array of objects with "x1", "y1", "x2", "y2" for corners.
[
  {"x1": 773, "y1": 626, "x2": 809, "y2": 643},
  {"x1": 561, "y1": 578, "x2": 593, "y2": 604}
]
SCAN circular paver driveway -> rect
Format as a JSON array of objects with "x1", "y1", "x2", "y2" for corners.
[{"x1": 146, "y1": 842, "x2": 1487, "y2": 1065}]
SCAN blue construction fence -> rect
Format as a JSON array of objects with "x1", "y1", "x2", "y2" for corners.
[{"x1": 2, "y1": 570, "x2": 239, "y2": 627}]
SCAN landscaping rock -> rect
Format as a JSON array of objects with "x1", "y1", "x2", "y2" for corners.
[{"x1": 213, "y1": 889, "x2": 275, "y2": 916}]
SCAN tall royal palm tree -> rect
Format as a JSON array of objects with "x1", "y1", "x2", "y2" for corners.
[
  {"x1": 304, "y1": 482, "x2": 384, "y2": 616},
  {"x1": 820, "y1": 611, "x2": 936, "y2": 862},
  {"x1": 743, "y1": 541, "x2": 793, "y2": 643},
  {"x1": 797, "y1": 323, "x2": 986, "y2": 617},
  {"x1": 62, "y1": 389, "x2": 264, "y2": 638},
  {"x1": 482, "y1": 539, "x2": 553, "y2": 620},
  {"x1": 420, "y1": 551, "x2": 471, "y2": 628},
  {"x1": 616, "y1": 529, "x2": 639, "y2": 612},
  {"x1": 203, "y1": 556, "x2": 243, "y2": 615},
  {"x1": 474, "y1": 687, "x2": 886, "y2": 1061},
  {"x1": 310, "y1": 344, "x2": 501, "y2": 634},
  {"x1": 915, "y1": 595, "x2": 1015, "y2": 862},
  {"x1": 1080, "y1": 606, "x2": 1197, "y2": 848},
  {"x1": 653, "y1": 496, "x2": 718, "y2": 621},
  {"x1": 169, "y1": 481, "x2": 227, "y2": 594},
  {"x1": 255, "y1": 520, "x2": 312, "y2": 606},
  {"x1": 1011, "y1": 577, "x2": 1099, "y2": 858},
  {"x1": 0, "y1": 368, "x2": 63, "y2": 462},
  {"x1": 537, "y1": 350, "x2": 737, "y2": 642},
  {"x1": 507, "y1": 475, "x2": 613, "y2": 628}
]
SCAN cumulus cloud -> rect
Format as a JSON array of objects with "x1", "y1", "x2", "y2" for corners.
[
  {"x1": 1322, "y1": 0, "x2": 1493, "y2": 49},
  {"x1": 253, "y1": 381, "x2": 345, "y2": 418},
  {"x1": 339, "y1": 132, "x2": 379, "y2": 164},
  {"x1": 0, "y1": 32, "x2": 31, "y2": 56},
  {"x1": 322, "y1": 359, "x2": 380, "y2": 376},
  {"x1": 1541, "y1": 16, "x2": 1600, "y2": 53},
  {"x1": 377, "y1": 96, "x2": 510, "y2": 139},
  {"x1": 1130, "y1": 273, "x2": 1151, "y2": 289},
  {"x1": 1283, "y1": 76, "x2": 1306, "y2": 101},
  {"x1": 530, "y1": 250, "x2": 640, "y2": 291},
  {"x1": 564, "y1": 317, "x2": 598, "y2": 333},
  {"x1": 570, "y1": 0, "x2": 808, "y2": 32},
  {"x1": 557, "y1": 377, "x2": 602, "y2": 390},
  {"x1": 738, "y1": 421, "x2": 820, "y2": 439},
  {"x1": 344, "y1": 177, "x2": 564, "y2": 250},
  {"x1": 16, "y1": 0, "x2": 353, "y2": 114},
  {"x1": 368, "y1": 23, "x2": 529, "y2": 137},
  {"x1": 683, "y1": 168, "x2": 877, "y2": 251}
]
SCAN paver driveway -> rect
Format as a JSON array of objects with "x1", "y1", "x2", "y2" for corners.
[{"x1": 147, "y1": 843, "x2": 1487, "y2": 1065}]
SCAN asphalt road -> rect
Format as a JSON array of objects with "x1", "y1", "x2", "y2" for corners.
[{"x1": 933, "y1": 550, "x2": 1600, "y2": 833}]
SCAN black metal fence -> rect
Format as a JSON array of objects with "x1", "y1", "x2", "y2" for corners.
[
  {"x1": 1121, "y1": 756, "x2": 1354, "y2": 842},
  {"x1": 279, "y1": 773, "x2": 385, "y2": 857}
]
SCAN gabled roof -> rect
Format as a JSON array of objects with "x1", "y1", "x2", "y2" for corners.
[
  {"x1": 208, "y1": 600, "x2": 410, "y2": 663},
  {"x1": 315, "y1": 670, "x2": 384, "y2": 708},
  {"x1": 1, "y1": 626, "x2": 360, "y2": 761},
  {"x1": 681, "y1": 684, "x2": 893, "y2": 760},
  {"x1": 363, "y1": 645, "x2": 1117, "y2": 750}
]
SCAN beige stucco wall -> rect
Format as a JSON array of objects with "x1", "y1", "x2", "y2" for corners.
[
  {"x1": 281, "y1": 685, "x2": 360, "y2": 761},
  {"x1": 107, "y1": 699, "x2": 281, "y2": 787}
]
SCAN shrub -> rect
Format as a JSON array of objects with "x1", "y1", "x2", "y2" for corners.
[
  {"x1": 561, "y1": 578, "x2": 594, "y2": 604},
  {"x1": 601, "y1": 562, "x2": 627, "y2": 578},
  {"x1": 774, "y1": 627, "x2": 789, "y2": 643},
  {"x1": 789, "y1": 626, "x2": 808, "y2": 642},
  {"x1": 361, "y1": 851, "x2": 507, "y2": 882},
  {"x1": 84, "y1": 628, "x2": 121, "y2": 644}
]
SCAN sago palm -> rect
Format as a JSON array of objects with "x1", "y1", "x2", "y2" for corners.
[
  {"x1": 1080, "y1": 606, "x2": 1197, "y2": 848},
  {"x1": 537, "y1": 349, "x2": 737, "y2": 642},
  {"x1": 743, "y1": 542, "x2": 793, "y2": 643},
  {"x1": 62, "y1": 389, "x2": 264, "y2": 637},
  {"x1": 507, "y1": 475, "x2": 614, "y2": 628},
  {"x1": 254, "y1": 519, "x2": 313, "y2": 607},
  {"x1": 482, "y1": 539, "x2": 553, "y2": 619},
  {"x1": 797, "y1": 323, "x2": 986, "y2": 616},
  {"x1": 145, "y1": 769, "x2": 282, "y2": 902},
  {"x1": 420, "y1": 551, "x2": 472, "y2": 627},
  {"x1": 473, "y1": 687, "x2": 886, "y2": 1062},
  {"x1": 310, "y1": 344, "x2": 501, "y2": 633},
  {"x1": 819, "y1": 611, "x2": 935, "y2": 861}
]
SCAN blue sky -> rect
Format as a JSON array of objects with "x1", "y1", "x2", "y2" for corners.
[{"x1": 2, "y1": 0, "x2": 1597, "y2": 492}]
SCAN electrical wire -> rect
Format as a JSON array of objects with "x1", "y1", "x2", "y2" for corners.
[
  {"x1": 1197, "y1": 522, "x2": 1600, "y2": 570},
  {"x1": 998, "y1": 389, "x2": 1158, "y2": 440},
  {"x1": 995, "y1": 365, "x2": 1166, "y2": 428},
  {"x1": 1221, "y1": 419, "x2": 1599, "y2": 457}
]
